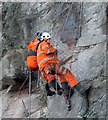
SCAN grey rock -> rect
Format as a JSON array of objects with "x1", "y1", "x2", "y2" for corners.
[
  {"x1": 1, "y1": 2, "x2": 107, "y2": 119},
  {"x1": 46, "y1": 94, "x2": 72, "y2": 118},
  {"x1": 81, "y1": 3, "x2": 106, "y2": 36},
  {"x1": 0, "y1": 49, "x2": 28, "y2": 85},
  {"x1": 77, "y1": 35, "x2": 106, "y2": 46},
  {"x1": 72, "y1": 43, "x2": 106, "y2": 81}
]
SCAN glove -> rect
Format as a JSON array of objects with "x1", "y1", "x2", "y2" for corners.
[{"x1": 49, "y1": 70, "x2": 56, "y2": 75}]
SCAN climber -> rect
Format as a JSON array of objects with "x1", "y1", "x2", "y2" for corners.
[
  {"x1": 37, "y1": 32, "x2": 91, "y2": 110},
  {"x1": 26, "y1": 32, "x2": 56, "y2": 96},
  {"x1": 36, "y1": 32, "x2": 74, "y2": 98}
]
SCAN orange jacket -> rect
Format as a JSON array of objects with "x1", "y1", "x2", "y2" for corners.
[
  {"x1": 26, "y1": 38, "x2": 39, "y2": 71},
  {"x1": 37, "y1": 41, "x2": 59, "y2": 70},
  {"x1": 27, "y1": 38, "x2": 39, "y2": 53}
]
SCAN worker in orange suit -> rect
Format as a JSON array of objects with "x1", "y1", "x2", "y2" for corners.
[
  {"x1": 37, "y1": 32, "x2": 91, "y2": 106},
  {"x1": 26, "y1": 32, "x2": 59, "y2": 96}
]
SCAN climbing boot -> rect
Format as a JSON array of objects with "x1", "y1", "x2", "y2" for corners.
[
  {"x1": 49, "y1": 79, "x2": 63, "y2": 95},
  {"x1": 45, "y1": 83, "x2": 56, "y2": 96},
  {"x1": 74, "y1": 82, "x2": 91, "y2": 99}
]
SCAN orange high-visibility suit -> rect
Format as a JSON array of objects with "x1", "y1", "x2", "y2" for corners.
[
  {"x1": 37, "y1": 40, "x2": 79, "y2": 87},
  {"x1": 27, "y1": 38, "x2": 39, "y2": 52},
  {"x1": 26, "y1": 38, "x2": 55, "y2": 82},
  {"x1": 26, "y1": 38, "x2": 39, "y2": 72}
]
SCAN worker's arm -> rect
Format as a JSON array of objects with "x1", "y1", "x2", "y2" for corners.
[{"x1": 42, "y1": 43, "x2": 56, "y2": 55}]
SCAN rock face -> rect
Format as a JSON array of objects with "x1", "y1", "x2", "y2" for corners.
[{"x1": 1, "y1": 2, "x2": 107, "y2": 119}]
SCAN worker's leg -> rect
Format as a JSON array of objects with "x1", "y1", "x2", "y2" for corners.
[
  {"x1": 45, "y1": 82, "x2": 56, "y2": 96},
  {"x1": 58, "y1": 66, "x2": 91, "y2": 98},
  {"x1": 49, "y1": 79, "x2": 62, "y2": 95},
  {"x1": 63, "y1": 67, "x2": 92, "y2": 112},
  {"x1": 74, "y1": 82, "x2": 91, "y2": 99},
  {"x1": 63, "y1": 68, "x2": 91, "y2": 96},
  {"x1": 61, "y1": 82, "x2": 74, "y2": 98},
  {"x1": 43, "y1": 66, "x2": 62, "y2": 95},
  {"x1": 63, "y1": 68, "x2": 79, "y2": 88},
  {"x1": 59, "y1": 75, "x2": 74, "y2": 98}
]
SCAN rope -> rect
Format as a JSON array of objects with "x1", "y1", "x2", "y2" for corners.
[
  {"x1": 53, "y1": 3, "x2": 77, "y2": 60},
  {"x1": 53, "y1": 4, "x2": 73, "y2": 95},
  {"x1": 28, "y1": 70, "x2": 32, "y2": 119},
  {"x1": 54, "y1": 41, "x2": 58, "y2": 95},
  {"x1": 37, "y1": 70, "x2": 40, "y2": 89},
  {"x1": 22, "y1": 100, "x2": 29, "y2": 117},
  {"x1": 59, "y1": 3, "x2": 73, "y2": 41},
  {"x1": 67, "y1": 57, "x2": 73, "y2": 110},
  {"x1": 38, "y1": 70, "x2": 42, "y2": 117}
]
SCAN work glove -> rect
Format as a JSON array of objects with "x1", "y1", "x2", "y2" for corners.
[{"x1": 49, "y1": 70, "x2": 56, "y2": 75}]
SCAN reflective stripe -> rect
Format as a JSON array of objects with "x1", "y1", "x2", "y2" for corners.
[
  {"x1": 63, "y1": 68, "x2": 67, "y2": 74},
  {"x1": 38, "y1": 56, "x2": 55, "y2": 68},
  {"x1": 46, "y1": 75, "x2": 54, "y2": 79},
  {"x1": 59, "y1": 66, "x2": 63, "y2": 73},
  {"x1": 37, "y1": 51, "x2": 44, "y2": 56},
  {"x1": 47, "y1": 49, "x2": 50, "y2": 54},
  {"x1": 42, "y1": 45, "x2": 48, "y2": 49}
]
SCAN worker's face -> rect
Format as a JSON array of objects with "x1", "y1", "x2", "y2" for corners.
[
  {"x1": 44, "y1": 38, "x2": 51, "y2": 43},
  {"x1": 47, "y1": 38, "x2": 51, "y2": 43}
]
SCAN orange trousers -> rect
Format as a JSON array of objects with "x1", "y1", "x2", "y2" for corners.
[
  {"x1": 26, "y1": 56, "x2": 55, "y2": 82},
  {"x1": 43, "y1": 62, "x2": 79, "y2": 87}
]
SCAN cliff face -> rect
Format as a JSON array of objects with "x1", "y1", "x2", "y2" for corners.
[{"x1": 1, "y1": 2, "x2": 107, "y2": 118}]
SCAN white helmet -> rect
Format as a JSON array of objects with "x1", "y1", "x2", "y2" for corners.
[{"x1": 40, "y1": 32, "x2": 51, "y2": 41}]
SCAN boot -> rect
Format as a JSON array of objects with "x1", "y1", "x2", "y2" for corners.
[
  {"x1": 49, "y1": 79, "x2": 63, "y2": 95},
  {"x1": 45, "y1": 83, "x2": 56, "y2": 96},
  {"x1": 61, "y1": 82, "x2": 74, "y2": 99},
  {"x1": 74, "y1": 83, "x2": 91, "y2": 99}
]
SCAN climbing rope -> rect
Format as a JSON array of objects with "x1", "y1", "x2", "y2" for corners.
[
  {"x1": 53, "y1": 3, "x2": 77, "y2": 111},
  {"x1": 67, "y1": 56, "x2": 73, "y2": 111},
  {"x1": 28, "y1": 70, "x2": 32, "y2": 119},
  {"x1": 53, "y1": 3, "x2": 73, "y2": 96},
  {"x1": 37, "y1": 70, "x2": 40, "y2": 89},
  {"x1": 54, "y1": 3, "x2": 78, "y2": 60},
  {"x1": 59, "y1": 3, "x2": 73, "y2": 41}
]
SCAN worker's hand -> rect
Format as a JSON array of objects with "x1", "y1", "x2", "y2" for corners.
[{"x1": 55, "y1": 49, "x2": 58, "y2": 55}]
